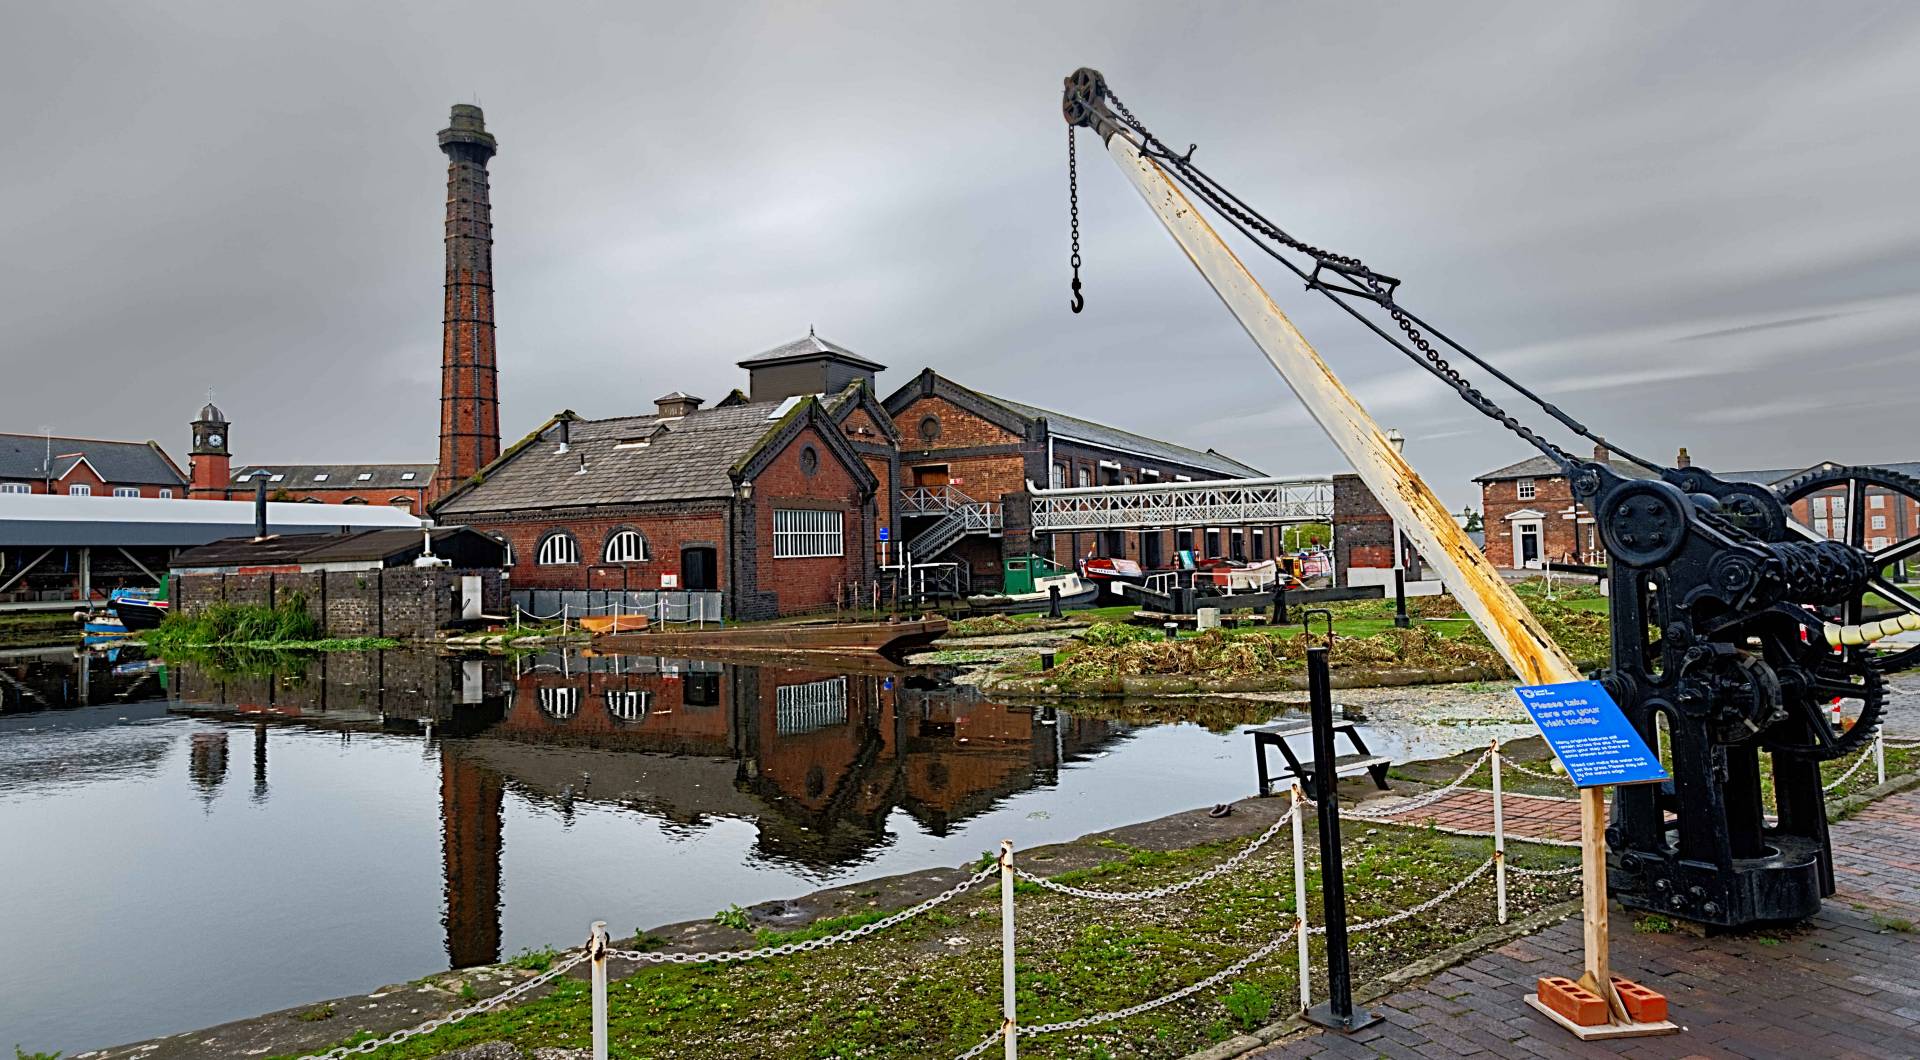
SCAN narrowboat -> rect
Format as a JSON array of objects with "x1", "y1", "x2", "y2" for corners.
[
  {"x1": 1079, "y1": 555, "x2": 1146, "y2": 602},
  {"x1": 968, "y1": 555, "x2": 1099, "y2": 614}
]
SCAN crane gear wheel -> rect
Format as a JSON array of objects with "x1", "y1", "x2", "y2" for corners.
[
  {"x1": 1769, "y1": 650, "x2": 1886, "y2": 761},
  {"x1": 1774, "y1": 464, "x2": 1920, "y2": 672}
]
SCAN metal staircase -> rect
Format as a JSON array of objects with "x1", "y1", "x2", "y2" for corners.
[{"x1": 898, "y1": 486, "x2": 1002, "y2": 559}]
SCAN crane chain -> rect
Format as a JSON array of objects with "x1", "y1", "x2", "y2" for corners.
[{"x1": 1100, "y1": 87, "x2": 1574, "y2": 467}]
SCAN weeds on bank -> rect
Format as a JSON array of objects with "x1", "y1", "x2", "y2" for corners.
[
  {"x1": 142, "y1": 596, "x2": 402, "y2": 655},
  {"x1": 507, "y1": 946, "x2": 561, "y2": 973},
  {"x1": 15, "y1": 1048, "x2": 63, "y2": 1060},
  {"x1": 712, "y1": 905, "x2": 750, "y2": 931}
]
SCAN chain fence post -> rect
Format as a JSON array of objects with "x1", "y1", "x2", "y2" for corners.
[
  {"x1": 590, "y1": 920, "x2": 610, "y2": 1060},
  {"x1": 1492, "y1": 740, "x2": 1507, "y2": 925},
  {"x1": 1875, "y1": 730, "x2": 1886, "y2": 787},
  {"x1": 999, "y1": 839, "x2": 1019, "y2": 1060},
  {"x1": 1291, "y1": 781, "x2": 1310, "y2": 1013}
]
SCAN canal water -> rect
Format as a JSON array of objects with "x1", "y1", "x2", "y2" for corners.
[{"x1": 0, "y1": 645, "x2": 1491, "y2": 1052}]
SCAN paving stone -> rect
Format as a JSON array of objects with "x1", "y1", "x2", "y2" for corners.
[{"x1": 1240, "y1": 788, "x2": 1920, "y2": 1060}]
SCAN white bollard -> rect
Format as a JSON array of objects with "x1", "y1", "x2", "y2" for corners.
[
  {"x1": 1291, "y1": 782, "x2": 1311, "y2": 1013},
  {"x1": 1196, "y1": 606, "x2": 1221, "y2": 630},
  {"x1": 999, "y1": 840, "x2": 1019, "y2": 1059},
  {"x1": 1492, "y1": 740, "x2": 1507, "y2": 925},
  {"x1": 590, "y1": 920, "x2": 610, "y2": 1060},
  {"x1": 1876, "y1": 730, "x2": 1886, "y2": 787}
]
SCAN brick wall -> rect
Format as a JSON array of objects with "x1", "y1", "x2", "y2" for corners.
[
  {"x1": 1333, "y1": 473, "x2": 1394, "y2": 584},
  {"x1": 1479, "y1": 474, "x2": 1583, "y2": 568},
  {"x1": 173, "y1": 568, "x2": 504, "y2": 639},
  {"x1": 740, "y1": 425, "x2": 872, "y2": 618},
  {"x1": 475, "y1": 506, "x2": 730, "y2": 594}
]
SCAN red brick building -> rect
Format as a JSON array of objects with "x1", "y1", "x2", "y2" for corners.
[
  {"x1": 879, "y1": 369, "x2": 1271, "y2": 582},
  {"x1": 432, "y1": 381, "x2": 879, "y2": 620},
  {"x1": 0, "y1": 432, "x2": 188, "y2": 498},
  {"x1": 1476, "y1": 448, "x2": 1920, "y2": 570}
]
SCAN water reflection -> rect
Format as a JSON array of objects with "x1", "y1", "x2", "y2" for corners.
[{"x1": 156, "y1": 650, "x2": 1129, "y2": 969}]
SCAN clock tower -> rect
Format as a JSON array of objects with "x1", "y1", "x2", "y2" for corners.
[{"x1": 189, "y1": 400, "x2": 231, "y2": 499}]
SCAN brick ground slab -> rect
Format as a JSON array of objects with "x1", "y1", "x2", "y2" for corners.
[
  {"x1": 1247, "y1": 787, "x2": 1920, "y2": 1059},
  {"x1": 1374, "y1": 787, "x2": 1585, "y2": 843}
]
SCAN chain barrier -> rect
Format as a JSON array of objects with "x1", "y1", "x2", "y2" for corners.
[
  {"x1": 1013, "y1": 803, "x2": 1297, "y2": 902},
  {"x1": 606, "y1": 866, "x2": 996, "y2": 965},
  {"x1": 297, "y1": 949, "x2": 590, "y2": 1059},
  {"x1": 1510, "y1": 863, "x2": 1586, "y2": 878},
  {"x1": 1499, "y1": 756, "x2": 1571, "y2": 782},
  {"x1": 1346, "y1": 746, "x2": 1494, "y2": 819},
  {"x1": 1312, "y1": 857, "x2": 1497, "y2": 935},
  {"x1": 1823, "y1": 745, "x2": 1877, "y2": 793}
]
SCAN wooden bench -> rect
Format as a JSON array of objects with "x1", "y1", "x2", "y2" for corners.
[{"x1": 1250, "y1": 719, "x2": 1391, "y2": 797}]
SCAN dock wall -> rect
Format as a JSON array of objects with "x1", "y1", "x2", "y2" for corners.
[{"x1": 171, "y1": 568, "x2": 506, "y2": 640}]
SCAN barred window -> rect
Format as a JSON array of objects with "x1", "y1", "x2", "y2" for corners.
[
  {"x1": 537, "y1": 686, "x2": 579, "y2": 720},
  {"x1": 773, "y1": 509, "x2": 843, "y2": 559},
  {"x1": 537, "y1": 531, "x2": 579, "y2": 565},
  {"x1": 776, "y1": 677, "x2": 847, "y2": 734},
  {"x1": 605, "y1": 530, "x2": 647, "y2": 563}
]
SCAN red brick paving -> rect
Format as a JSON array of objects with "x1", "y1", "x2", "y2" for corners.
[
  {"x1": 1376, "y1": 788, "x2": 1585, "y2": 843},
  {"x1": 1248, "y1": 787, "x2": 1920, "y2": 1059}
]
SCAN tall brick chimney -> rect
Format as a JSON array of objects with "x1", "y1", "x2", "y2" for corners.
[
  {"x1": 1676, "y1": 447, "x2": 1691, "y2": 468},
  {"x1": 435, "y1": 104, "x2": 501, "y2": 499}
]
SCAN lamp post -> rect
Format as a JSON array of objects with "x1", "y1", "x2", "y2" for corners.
[{"x1": 1387, "y1": 429, "x2": 1409, "y2": 629}]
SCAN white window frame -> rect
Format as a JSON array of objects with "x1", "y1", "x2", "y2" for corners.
[
  {"x1": 400, "y1": 471, "x2": 416, "y2": 481},
  {"x1": 1515, "y1": 478, "x2": 1537, "y2": 501},
  {"x1": 776, "y1": 677, "x2": 848, "y2": 734},
  {"x1": 1870, "y1": 494, "x2": 1885, "y2": 509},
  {"x1": 1871, "y1": 515, "x2": 1887, "y2": 530},
  {"x1": 313, "y1": 473, "x2": 329, "y2": 482},
  {"x1": 357, "y1": 472, "x2": 373, "y2": 481},
  {"x1": 112, "y1": 487, "x2": 139, "y2": 497},
  {"x1": 604, "y1": 530, "x2": 648, "y2": 563},
  {"x1": 537, "y1": 532, "x2": 580, "y2": 565},
  {"x1": 606, "y1": 690, "x2": 651, "y2": 722},
  {"x1": 0, "y1": 482, "x2": 29, "y2": 494},
  {"x1": 158, "y1": 488, "x2": 173, "y2": 499},
  {"x1": 537, "y1": 686, "x2": 579, "y2": 720},
  {"x1": 68, "y1": 484, "x2": 91, "y2": 496},
  {"x1": 773, "y1": 509, "x2": 844, "y2": 559}
]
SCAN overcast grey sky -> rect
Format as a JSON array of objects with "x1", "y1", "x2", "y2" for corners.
[{"x1": 3, "y1": 2, "x2": 1917, "y2": 508}]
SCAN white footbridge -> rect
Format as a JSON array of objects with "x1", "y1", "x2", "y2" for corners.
[{"x1": 1027, "y1": 475, "x2": 1332, "y2": 532}]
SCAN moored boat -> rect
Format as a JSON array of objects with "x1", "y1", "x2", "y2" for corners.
[
  {"x1": 107, "y1": 587, "x2": 170, "y2": 631},
  {"x1": 968, "y1": 555, "x2": 1099, "y2": 614},
  {"x1": 1079, "y1": 555, "x2": 1145, "y2": 602}
]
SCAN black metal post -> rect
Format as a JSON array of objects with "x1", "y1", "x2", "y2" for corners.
[
  {"x1": 1303, "y1": 640, "x2": 1379, "y2": 1032},
  {"x1": 1047, "y1": 583, "x2": 1063, "y2": 618},
  {"x1": 1040, "y1": 652, "x2": 1055, "y2": 671},
  {"x1": 1392, "y1": 567, "x2": 1409, "y2": 628},
  {"x1": 1163, "y1": 621, "x2": 1178, "y2": 640},
  {"x1": 1272, "y1": 583, "x2": 1289, "y2": 625}
]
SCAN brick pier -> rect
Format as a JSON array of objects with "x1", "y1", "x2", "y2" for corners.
[{"x1": 1248, "y1": 787, "x2": 1920, "y2": 1058}]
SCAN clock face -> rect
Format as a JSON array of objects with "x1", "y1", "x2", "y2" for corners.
[{"x1": 207, "y1": 434, "x2": 223, "y2": 447}]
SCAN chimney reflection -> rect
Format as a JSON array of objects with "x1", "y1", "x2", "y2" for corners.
[
  {"x1": 188, "y1": 730, "x2": 229, "y2": 808},
  {"x1": 440, "y1": 743, "x2": 504, "y2": 968},
  {"x1": 251, "y1": 722, "x2": 269, "y2": 803}
]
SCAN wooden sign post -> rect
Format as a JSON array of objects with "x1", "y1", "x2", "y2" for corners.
[{"x1": 1087, "y1": 123, "x2": 1672, "y2": 1038}]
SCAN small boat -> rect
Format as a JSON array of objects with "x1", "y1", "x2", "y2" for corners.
[
  {"x1": 596, "y1": 616, "x2": 948, "y2": 660},
  {"x1": 106, "y1": 586, "x2": 169, "y2": 631},
  {"x1": 576, "y1": 613, "x2": 650, "y2": 635},
  {"x1": 1194, "y1": 558, "x2": 1280, "y2": 594},
  {"x1": 1079, "y1": 555, "x2": 1145, "y2": 602},
  {"x1": 968, "y1": 555, "x2": 1100, "y2": 614}
]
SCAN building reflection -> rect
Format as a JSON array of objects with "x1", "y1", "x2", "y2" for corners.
[{"x1": 166, "y1": 649, "x2": 1132, "y2": 968}]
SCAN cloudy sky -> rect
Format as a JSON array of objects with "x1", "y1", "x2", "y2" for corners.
[{"x1": 3, "y1": 2, "x2": 1917, "y2": 508}]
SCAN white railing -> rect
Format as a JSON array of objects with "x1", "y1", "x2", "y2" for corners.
[
  {"x1": 897, "y1": 486, "x2": 1004, "y2": 531},
  {"x1": 1029, "y1": 475, "x2": 1333, "y2": 532}
]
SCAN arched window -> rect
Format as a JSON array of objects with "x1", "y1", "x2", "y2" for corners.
[
  {"x1": 537, "y1": 531, "x2": 580, "y2": 565},
  {"x1": 538, "y1": 686, "x2": 579, "y2": 720},
  {"x1": 606, "y1": 690, "x2": 650, "y2": 722},
  {"x1": 490, "y1": 534, "x2": 514, "y2": 567},
  {"x1": 604, "y1": 529, "x2": 648, "y2": 563}
]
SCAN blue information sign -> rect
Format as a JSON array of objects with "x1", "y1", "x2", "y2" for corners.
[
  {"x1": 878, "y1": 528, "x2": 890, "y2": 541},
  {"x1": 1514, "y1": 681, "x2": 1668, "y2": 789}
]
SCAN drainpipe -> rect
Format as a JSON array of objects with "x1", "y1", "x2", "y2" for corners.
[{"x1": 253, "y1": 479, "x2": 268, "y2": 539}]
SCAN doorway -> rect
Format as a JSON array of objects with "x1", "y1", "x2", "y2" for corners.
[
  {"x1": 680, "y1": 546, "x2": 718, "y2": 591},
  {"x1": 913, "y1": 465, "x2": 950, "y2": 489},
  {"x1": 1143, "y1": 531, "x2": 1164, "y2": 570},
  {"x1": 1515, "y1": 521, "x2": 1542, "y2": 569}
]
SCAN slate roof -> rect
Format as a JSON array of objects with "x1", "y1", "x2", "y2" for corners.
[
  {"x1": 173, "y1": 527, "x2": 503, "y2": 570},
  {"x1": 0, "y1": 432, "x2": 186, "y2": 486},
  {"x1": 738, "y1": 332, "x2": 884, "y2": 371},
  {"x1": 980, "y1": 394, "x2": 1266, "y2": 479},
  {"x1": 231, "y1": 463, "x2": 437, "y2": 490},
  {"x1": 435, "y1": 400, "x2": 806, "y2": 515},
  {"x1": 1473, "y1": 454, "x2": 1659, "y2": 483}
]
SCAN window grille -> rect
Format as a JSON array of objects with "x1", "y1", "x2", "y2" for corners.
[
  {"x1": 537, "y1": 532, "x2": 580, "y2": 565},
  {"x1": 605, "y1": 530, "x2": 647, "y2": 563},
  {"x1": 0, "y1": 483, "x2": 29, "y2": 494},
  {"x1": 776, "y1": 677, "x2": 848, "y2": 734},
  {"x1": 773, "y1": 509, "x2": 843, "y2": 559},
  {"x1": 1516, "y1": 478, "x2": 1537, "y2": 501},
  {"x1": 112, "y1": 487, "x2": 139, "y2": 497},
  {"x1": 68, "y1": 484, "x2": 91, "y2": 496},
  {"x1": 537, "y1": 686, "x2": 579, "y2": 719},
  {"x1": 605, "y1": 690, "x2": 650, "y2": 722}
]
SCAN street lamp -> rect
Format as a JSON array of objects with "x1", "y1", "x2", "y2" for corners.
[{"x1": 1386, "y1": 429, "x2": 1410, "y2": 629}]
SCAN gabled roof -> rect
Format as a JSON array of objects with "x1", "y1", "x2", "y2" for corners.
[
  {"x1": 881, "y1": 370, "x2": 1264, "y2": 479},
  {"x1": 232, "y1": 463, "x2": 436, "y2": 490},
  {"x1": 434, "y1": 396, "x2": 873, "y2": 516},
  {"x1": 0, "y1": 433, "x2": 187, "y2": 486},
  {"x1": 821, "y1": 380, "x2": 901, "y2": 446},
  {"x1": 738, "y1": 332, "x2": 884, "y2": 371},
  {"x1": 1474, "y1": 454, "x2": 1659, "y2": 483}
]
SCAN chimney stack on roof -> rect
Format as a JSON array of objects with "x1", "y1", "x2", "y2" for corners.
[
  {"x1": 655, "y1": 392, "x2": 705, "y2": 418},
  {"x1": 1593, "y1": 442, "x2": 1610, "y2": 463},
  {"x1": 1676, "y1": 447, "x2": 1691, "y2": 468}
]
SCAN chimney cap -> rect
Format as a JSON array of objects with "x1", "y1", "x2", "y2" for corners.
[
  {"x1": 1592, "y1": 442, "x2": 1610, "y2": 461},
  {"x1": 438, "y1": 104, "x2": 497, "y2": 155},
  {"x1": 1676, "y1": 446, "x2": 1692, "y2": 468}
]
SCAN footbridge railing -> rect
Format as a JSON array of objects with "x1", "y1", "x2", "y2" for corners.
[{"x1": 1029, "y1": 475, "x2": 1333, "y2": 532}]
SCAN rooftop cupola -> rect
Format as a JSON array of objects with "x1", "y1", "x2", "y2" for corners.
[
  {"x1": 736, "y1": 329, "x2": 884, "y2": 403},
  {"x1": 654, "y1": 391, "x2": 705, "y2": 418}
]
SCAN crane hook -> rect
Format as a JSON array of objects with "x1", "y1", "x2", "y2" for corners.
[{"x1": 1070, "y1": 277, "x2": 1084, "y2": 314}]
